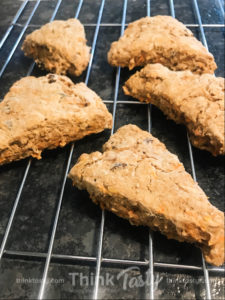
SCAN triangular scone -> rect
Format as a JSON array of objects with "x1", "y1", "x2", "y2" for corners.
[
  {"x1": 22, "y1": 19, "x2": 90, "y2": 76},
  {"x1": 108, "y1": 16, "x2": 216, "y2": 74},
  {"x1": 69, "y1": 125, "x2": 224, "y2": 266},
  {"x1": 0, "y1": 74, "x2": 112, "y2": 165},
  {"x1": 123, "y1": 64, "x2": 225, "y2": 156}
]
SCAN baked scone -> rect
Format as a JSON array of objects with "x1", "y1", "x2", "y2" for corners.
[
  {"x1": 108, "y1": 16, "x2": 216, "y2": 74},
  {"x1": 123, "y1": 64, "x2": 225, "y2": 156},
  {"x1": 0, "y1": 74, "x2": 112, "y2": 165},
  {"x1": 69, "y1": 125, "x2": 224, "y2": 266},
  {"x1": 22, "y1": 19, "x2": 90, "y2": 76}
]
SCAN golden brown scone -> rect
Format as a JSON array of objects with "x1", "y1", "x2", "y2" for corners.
[
  {"x1": 0, "y1": 74, "x2": 112, "y2": 165},
  {"x1": 108, "y1": 16, "x2": 216, "y2": 74},
  {"x1": 123, "y1": 64, "x2": 225, "y2": 156},
  {"x1": 22, "y1": 19, "x2": 90, "y2": 76},
  {"x1": 69, "y1": 125, "x2": 224, "y2": 266}
]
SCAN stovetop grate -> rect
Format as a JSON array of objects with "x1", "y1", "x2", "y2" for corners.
[{"x1": 0, "y1": 0, "x2": 224, "y2": 299}]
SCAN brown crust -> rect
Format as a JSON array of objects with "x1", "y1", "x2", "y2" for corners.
[
  {"x1": 22, "y1": 19, "x2": 90, "y2": 76},
  {"x1": 123, "y1": 64, "x2": 225, "y2": 156},
  {"x1": 69, "y1": 125, "x2": 224, "y2": 266},
  {"x1": 0, "y1": 74, "x2": 112, "y2": 165},
  {"x1": 108, "y1": 16, "x2": 217, "y2": 74}
]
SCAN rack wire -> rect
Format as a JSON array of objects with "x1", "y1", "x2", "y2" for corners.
[{"x1": 0, "y1": 0, "x2": 224, "y2": 299}]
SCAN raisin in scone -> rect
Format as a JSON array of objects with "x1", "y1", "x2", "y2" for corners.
[
  {"x1": 108, "y1": 16, "x2": 216, "y2": 74},
  {"x1": 0, "y1": 74, "x2": 112, "y2": 165},
  {"x1": 123, "y1": 64, "x2": 224, "y2": 156},
  {"x1": 69, "y1": 125, "x2": 224, "y2": 266},
  {"x1": 22, "y1": 19, "x2": 90, "y2": 76}
]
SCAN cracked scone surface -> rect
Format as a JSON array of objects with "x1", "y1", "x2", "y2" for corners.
[
  {"x1": 69, "y1": 124, "x2": 224, "y2": 266},
  {"x1": 108, "y1": 16, "x2": 216, "y2": 74},
  {"x1": 123, "y1": 64, "x2": 225, "y2": 156},
  {"x1": 22, "y1": 19, "x2": 90, "y2": 76},
  {"x1": 0, "y1": 74, "x2": 112, "y2": 165}
]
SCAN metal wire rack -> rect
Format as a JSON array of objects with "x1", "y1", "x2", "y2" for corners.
[{"x1": 0, "y1": 0, "x2": 224, "y2": 299}]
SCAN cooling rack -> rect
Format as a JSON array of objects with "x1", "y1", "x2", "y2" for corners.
[{"x1": 0, "y1": 0, "x2": 224, "y2": 299}]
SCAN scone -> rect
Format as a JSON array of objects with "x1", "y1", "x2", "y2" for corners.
[
  {"x1": 123, "y1": 64, "x2": 224, "y2": 156},
  {"x1": 108, "y1": 16, "x2": 216, "y2": 74},
  {"x1": 22, "y1": 19, "x2": 90, "y2": 76},
  {"x1": 69, "y1": 125, "x2": 224, "y2": 266},
  {"x1": 0, "y1": 74, "x2": 112, "y2": 165}
]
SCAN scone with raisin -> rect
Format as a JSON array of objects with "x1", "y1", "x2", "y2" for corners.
[
  {"x1": 0, "y1": 74, "x2": 112, "y2": 165},
  {"x1": 123, "y1": 64, "x2": 224, "y2": 156},
  {"x1": 22, "y1": 19, "x2": 90, "y2": 76},
  {"x1": 108, "y1": 16, "x2": 216, "y2": 74},
  {"x1": 69, "y1": 125, "x2": 224, "y2": 266}
]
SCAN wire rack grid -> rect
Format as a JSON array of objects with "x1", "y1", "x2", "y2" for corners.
[{"x1": 0, "y1": 0, "x2": 224, "y2": 299}]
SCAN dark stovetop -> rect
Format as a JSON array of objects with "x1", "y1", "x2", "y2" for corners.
[{"x1": 0, "y1": 0, "x2": 224, "y2": 299}]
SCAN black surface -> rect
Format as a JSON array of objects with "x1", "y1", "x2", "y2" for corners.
[{"x1": 0, "y1": 0, "x2": 224, "y2": 299}]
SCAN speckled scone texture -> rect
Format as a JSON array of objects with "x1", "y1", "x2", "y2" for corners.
[
  {"x1": 0, "y1": 74, "x2": 112, "y2": 165},
  {"x1": 69, "y1": 125, "x2": 224, "y2": 266},
  {"x1": 22, "y1": 19, "x2": 90, "y2": 76},
  {"x1": 123, "y1": 64, "x2": 224, "y2": 156},
  {"x1": 108, "y1": 16, "x2": 216, "y2": 74}
]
